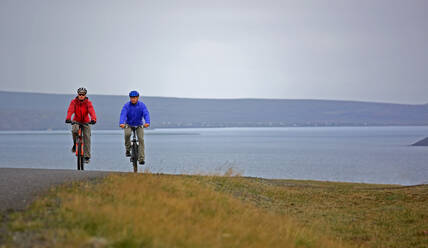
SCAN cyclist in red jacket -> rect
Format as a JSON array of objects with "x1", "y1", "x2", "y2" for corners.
[{"x1": 65, "y1": 87, "x2": 97, "y2": 163}]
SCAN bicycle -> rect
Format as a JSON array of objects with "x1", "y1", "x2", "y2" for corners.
[
  {"x1": 68, "y1": 121, "x2": 94, "y2": 170},
  {"x1": 129, "y1": 125, "x2": 146, "y2": 173}
]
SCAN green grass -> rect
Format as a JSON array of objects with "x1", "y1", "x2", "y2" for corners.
[{"x1": 1, "y1": 173, "x2": 427, "y2": 248}]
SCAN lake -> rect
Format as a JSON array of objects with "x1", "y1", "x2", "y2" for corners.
[{"x1": 0, "y1": 126, "x2": 427, "y2": 185}]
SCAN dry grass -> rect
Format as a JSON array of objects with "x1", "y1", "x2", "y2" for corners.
[
  {"x1": 3, "y1": 173, "x2": 426, "y2": 248},
  {"x1": 3, "y1": 173, "x2": 347, "y2": 248},
  {"x1": 199, "y1": 176, "x2": 428, "y2": 248}
]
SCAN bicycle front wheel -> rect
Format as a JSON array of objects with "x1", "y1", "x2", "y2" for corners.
[
  {"x1": 80, "y1": 151, "x2": 84, "y2": 171},
  {"x1": 77, "y1": 141, "x2": 82, "y2": 170},
  {"x1": 132, "y1": 144, "x2": 138, "y2": 173}
]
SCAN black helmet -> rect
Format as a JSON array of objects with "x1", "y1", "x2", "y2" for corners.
[{"x1": 77, "y1": 87, "x2": 87, "y2": 94}]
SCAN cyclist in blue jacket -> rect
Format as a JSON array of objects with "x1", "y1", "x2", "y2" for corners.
[{"x1": 119, "y1": 90, "x2": 150, "y2": 164}]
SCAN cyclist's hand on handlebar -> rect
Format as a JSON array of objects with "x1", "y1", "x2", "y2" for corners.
[
  {"x1": 65, "y1": 119, "x2": 72, "y2": 124},
  {"x1": 144, "y1": 123, "x2": 150, "y2": 128},
  {"x1": 90, "y1": 120, "x2": 96, "y2": 125},
  {"x1": 120, "y1": 124, "x2": 125, "y2": 128}
]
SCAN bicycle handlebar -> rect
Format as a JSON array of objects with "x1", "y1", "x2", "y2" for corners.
[
  {"x1": 69, "y1": 121, "x2": 94, "y2": 126},
  {"x1": 128, "y1": 125, "x2": 148, "y2": 130}
]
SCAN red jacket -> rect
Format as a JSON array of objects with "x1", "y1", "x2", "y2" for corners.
[{"x1": 66, "y1": 97, "x2": 97, "y2": 123}]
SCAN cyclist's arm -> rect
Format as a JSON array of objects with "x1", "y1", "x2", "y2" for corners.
[
  {"x1": 119, "y1": 104, "x2": 128, "y2": 125},
  {"x1": 66, "y1": 100, "x2": 75, "y2": 120},
  {"x1": 87, "y1": 100, "x2": 97, "y2": 121},
  {"x1": 142, "y1": 103, "x2": 150, "y2": 125}
]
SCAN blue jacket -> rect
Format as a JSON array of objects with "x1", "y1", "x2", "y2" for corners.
[{"x1": 119, "y1": 101, "x2": 150, "y2": 126}]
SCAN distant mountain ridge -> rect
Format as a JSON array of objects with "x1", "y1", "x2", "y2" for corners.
[{"x1": 1, "y1": 91, "x2": 428, "y2": 130}]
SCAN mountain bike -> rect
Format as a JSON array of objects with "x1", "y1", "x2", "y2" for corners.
[
  {"x1": 69, "y1": 121, "x2": 93, "y2": 170},
  {"x1": 129, "y1": 125, "x2": 146, "y2": 173}
]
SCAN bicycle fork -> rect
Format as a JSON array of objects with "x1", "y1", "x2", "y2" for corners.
[
  {"x1": 130, "y1": 131, "x2": 138, "y2": 162},
  {"x1": 75, "y1": 128, "x2": 84, "y2": 157},
  {"x1": 76, "y1": 128, "x2": 85, "y2": 170}
]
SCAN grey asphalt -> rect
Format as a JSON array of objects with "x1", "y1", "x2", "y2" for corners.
[{"x1": 0, "y1": 168, "x2": 111, "y2": 211}]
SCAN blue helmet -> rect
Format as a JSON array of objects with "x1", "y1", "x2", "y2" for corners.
[{"x1": 129, "y1": 90, "x2": 139, "y2": 97}]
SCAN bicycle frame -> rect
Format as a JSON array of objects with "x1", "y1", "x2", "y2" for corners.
[{"x1": 70, "y1": 121, "x2": 91, "y2": 170}]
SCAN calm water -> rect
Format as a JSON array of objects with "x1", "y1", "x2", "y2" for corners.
[{"x1": 0, "y1": 127, "x2": 427, "y2": 185}]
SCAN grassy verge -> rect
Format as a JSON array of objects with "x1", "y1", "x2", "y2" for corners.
[
  {"x1": 198, "y1": 176, "x2": 428, "y2": 248},
  {"x1": 2, "y1": 173, "x2": 427, "y2": 248}
]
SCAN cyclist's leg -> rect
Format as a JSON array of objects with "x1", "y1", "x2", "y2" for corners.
[
  {"x1": 124, "y1": 125, "x2": 132, "y2": 152},
  {"x1": 83, "y1": 125, "x2": 91, "y2": 158},
  {"x1": 136, "y1": 127, "x2": 145, "y2": 162},
  {"x1": 71, "y1": 124, "x2": 79, "y2": 145}
]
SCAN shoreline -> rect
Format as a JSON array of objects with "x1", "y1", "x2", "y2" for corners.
[
  {"x1": 1, "y1": 124, "x2": 428, "y2": 133},
  {"x1": 0, "y1": 167, "x2": 426, "y2": 187}
]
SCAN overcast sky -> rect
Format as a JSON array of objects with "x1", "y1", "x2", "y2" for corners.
[{"x1": 1, "y1": 0, "x2": 427, "y2": 104}]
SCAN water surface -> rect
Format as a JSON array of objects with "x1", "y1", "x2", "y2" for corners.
[{"x1": 0, "y1": 126, "x2": 427, "y2": 185}]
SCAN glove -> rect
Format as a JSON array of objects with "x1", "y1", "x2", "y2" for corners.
[
  {"x1": 90, "y1": 120, "x2": 96, "y2": 125},
  {"x1": 144, "y1": 123, "x2": 150, "y2": 128},
  {"x1": 65, "y1": 119, "x2": 72, "y2": 124}
]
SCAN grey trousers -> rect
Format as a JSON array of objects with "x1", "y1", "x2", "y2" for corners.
[
  {"x1": 124, "y1": 125, "x2": 145, "y2": 161},
  {"x1": 72, "y1": 124, "x2": 91, "y2": 158}
]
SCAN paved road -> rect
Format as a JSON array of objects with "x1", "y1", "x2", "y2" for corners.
[{"x1": 0, "y1": 168, "x2": 111, "y2": 211}]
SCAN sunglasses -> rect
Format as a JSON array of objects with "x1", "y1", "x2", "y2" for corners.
[{"x1": 78, "y1": 94, "x2": 86, "y2": 96}]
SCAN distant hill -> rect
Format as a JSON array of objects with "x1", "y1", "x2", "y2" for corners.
[{"x1": 1, "y1": 91, "x2": 428, "y2": 130}]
